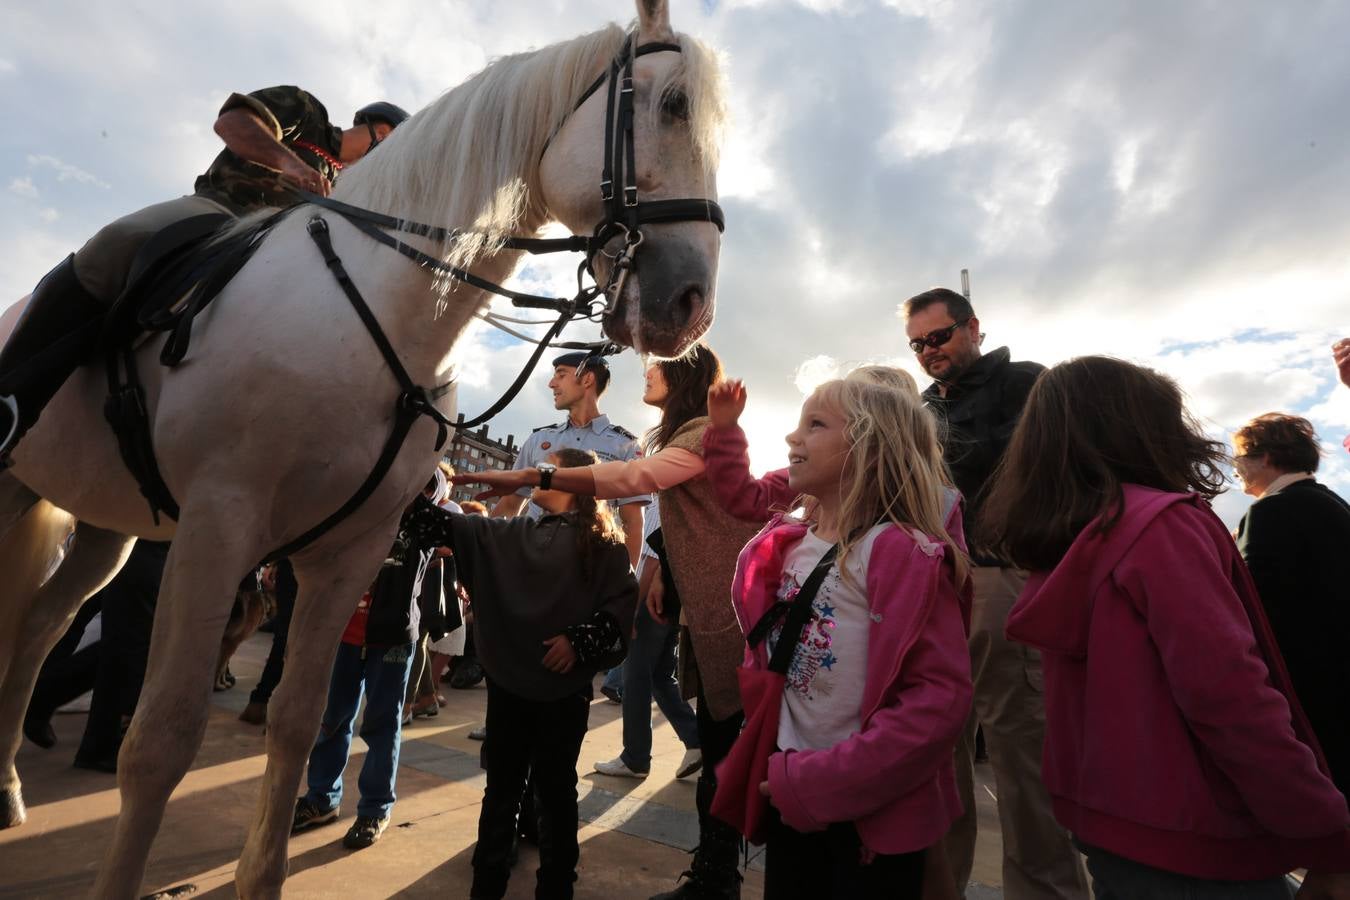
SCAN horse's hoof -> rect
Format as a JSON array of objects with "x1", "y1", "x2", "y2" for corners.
[
  {"x1": 0, "y1": 787, "x2": 27, "y2": 829},
  {"x1": 140, "y1": 884, "x2": 198, "y2": 900}
]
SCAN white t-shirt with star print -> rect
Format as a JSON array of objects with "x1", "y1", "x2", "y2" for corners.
[{"x1": 767, "y1": 523, "x2": 888, "y2": 752}]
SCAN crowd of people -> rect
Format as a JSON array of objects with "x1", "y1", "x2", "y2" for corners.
[{"x1": 9, "y1": 78, "x2": 1350, "y2": 900}]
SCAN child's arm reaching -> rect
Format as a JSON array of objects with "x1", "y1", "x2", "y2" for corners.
[
  {"x1": 401, "y1": 493, "x2": 460, "y2": 548},
  {"x1": 703, "y1": 380, "x2": 797, "y2": 522}
]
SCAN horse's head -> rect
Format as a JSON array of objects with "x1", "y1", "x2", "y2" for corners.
[{"x1": 540, "y1": 0, "x2": 726, "y2": 359}]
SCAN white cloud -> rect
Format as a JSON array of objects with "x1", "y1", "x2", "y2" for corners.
[
  {"x1": 7, "y1": 176, "x2": 38, "y2": 198},
  {"x1": 26, "y1": 154, "x2": 111, "y2": 189},
  {"x1": 2, "y1": 0, "x2": 1348, "y2": 534},
  {"x1": 792, "y1": 354, "x2": 841, "y2": 393},
  {"x1": 38, "y1": 208, "x2": 59, "y2": 223}
]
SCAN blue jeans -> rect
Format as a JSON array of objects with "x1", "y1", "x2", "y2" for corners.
[
  {"x1": 602, "y1": 664, "x2": 624, "y2": 696},
  {"x1": 1078, "y1": 842, "x2": 1296, "y2": 900},
  {"x1": 304, "y1": 641, "x2": 414, "y2": 819},
  {"x1": 620, "y1": 603, "x2": 700, "y2": 772}
]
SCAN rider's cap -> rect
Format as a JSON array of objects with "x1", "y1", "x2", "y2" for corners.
[{"x1": 353, "y1": 101, "x2": 411, "y2": 128}]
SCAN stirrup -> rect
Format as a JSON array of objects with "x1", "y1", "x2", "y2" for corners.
[{"x1": 0, "y1": 394, "x2": 18, "y2": 459}]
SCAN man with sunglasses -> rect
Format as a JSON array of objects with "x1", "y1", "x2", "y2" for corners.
[{"x1": 903, "y1": 288, "x2": 1087, "y2": 900}]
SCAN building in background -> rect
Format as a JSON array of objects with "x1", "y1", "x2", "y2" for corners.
[{"x1": 444, "y1": 417, "x2": 517, "y2": 504}]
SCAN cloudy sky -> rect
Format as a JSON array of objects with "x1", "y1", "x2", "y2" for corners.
[{"x1": 3, "y1": 0, "x2": 1347, "y2": 525}]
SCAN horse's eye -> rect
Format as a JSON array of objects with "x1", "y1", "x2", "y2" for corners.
[{"x1": 661, "y1": 90, "x2": 690, "y2": 121}]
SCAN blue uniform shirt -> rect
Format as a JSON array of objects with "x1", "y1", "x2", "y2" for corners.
[{"x1": 512, "y1": 414, "x2": 647, "y2": 519}]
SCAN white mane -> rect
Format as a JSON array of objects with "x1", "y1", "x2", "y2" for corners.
[{"x1": 333, "y1": 22, "x2": 727, "y2": 271}]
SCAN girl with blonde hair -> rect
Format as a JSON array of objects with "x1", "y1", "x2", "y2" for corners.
[
  {"x1": 701, "y1": 364, "x2": 937, "y2": 524},
  {"x1": 715, "y1": 377, "x2": 973, "y2": 899}
]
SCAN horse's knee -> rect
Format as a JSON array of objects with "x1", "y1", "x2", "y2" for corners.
[
  {"x1": 265, "y1": 707, "x2": 322, "y2": 765},
  {"x1": 118, "y1": 703, "x2": 209, "y2": 795}
]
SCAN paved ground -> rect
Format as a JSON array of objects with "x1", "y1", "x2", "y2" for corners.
[{"x1": 1, "y1": 634, "x2": 1008, "y2": 899}]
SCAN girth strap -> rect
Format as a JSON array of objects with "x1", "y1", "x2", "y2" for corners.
[
  {"x1": 104, "y1": 345, "x2": 181, "y2": 525},
  {"x1": 254, "y1": 216, "x2": 459, "y2": 562}
]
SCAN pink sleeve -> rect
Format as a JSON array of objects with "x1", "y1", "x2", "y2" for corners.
[
  {"x1": 767, "y1": 537, "x2": 973, "y2": 830},
  {"x1": 590, "y1": 448, "x2": 705, "y2": 499},
  {"x1": 702, "y1": 424, "x2": 796, "y2": 522},
  {"x1": 1120, "y1": 507, "x2": 1350, "y2": 839}
]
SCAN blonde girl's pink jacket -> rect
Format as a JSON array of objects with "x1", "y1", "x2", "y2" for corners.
[
  {"x1": 1006, "y1": 485, "x2": 1350, "y2": 880},
  {"x1": 731, "y1": 515, "x2": 974, "y2": 854}
]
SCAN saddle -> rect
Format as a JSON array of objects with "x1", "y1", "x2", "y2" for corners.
[{"x1": 100, "y1": 208, "x2": 294, "y2": 524}]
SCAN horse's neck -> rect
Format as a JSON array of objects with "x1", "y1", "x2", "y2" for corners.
[{"x1": 339, "y1": 221, "x2": 540, "y2": 387}]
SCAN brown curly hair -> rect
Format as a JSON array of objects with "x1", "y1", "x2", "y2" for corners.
[
  {"x1": 981, "y1": 356, "x2": 1229, "y2": 570},
  {"x1": 552, "y1": 447, "x2": 625, "y2": 575},
  {"x1": 1234, "y1": 413, "x2": 1321, "y2": 474}
]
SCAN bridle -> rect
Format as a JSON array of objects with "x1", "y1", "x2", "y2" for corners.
[{"x1": 300, "y1": 32, "x2": 725, "y2": 430}]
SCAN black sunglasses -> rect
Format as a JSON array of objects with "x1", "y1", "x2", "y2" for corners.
[{"x1": 909, "y1": 318, "x2": 971, "y2": 354}]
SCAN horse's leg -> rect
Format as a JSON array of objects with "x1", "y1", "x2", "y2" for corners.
[
  {"x1": 0, "y1": 469, "x2": 41, "y2": 538},
  {"x1": 91, "y1": 513, "x2": 260, "y2": 899},
  {"x1": 234, "y1": 541, "x2": 390, "y2": 900},
  {"x1": 0, "y1": 519, "x2": 130, "y2": 829}
]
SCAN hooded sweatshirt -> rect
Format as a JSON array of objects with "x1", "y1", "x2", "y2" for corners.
[
  {"x1": 1006, "y1": 484, "x2": 1350, "y2": 880},
  {"x1": 734, "y1": 515, "x2": 973, "y2": 854}
]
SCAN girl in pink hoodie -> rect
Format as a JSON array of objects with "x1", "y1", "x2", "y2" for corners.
[
  {"x1": 720, "y1": 377, "x2": 973, "y2": 899},
  {"x1": 982, "y1": 356, "x2": 1350, "y2": 900}
]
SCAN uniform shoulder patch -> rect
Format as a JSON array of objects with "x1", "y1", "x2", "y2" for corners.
[
  {"x1": 609, "y1": 424, "x2": 638, "y2": 440},
  {"x1": 531, "y1": 423, "x2": 560, "y2": 434}
]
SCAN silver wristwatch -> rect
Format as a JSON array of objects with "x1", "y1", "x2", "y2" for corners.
[{"x1": 536, "y1": 462, "x2": 557, "y2": 490}]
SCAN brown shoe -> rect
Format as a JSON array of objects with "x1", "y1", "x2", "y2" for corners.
[{"x1": 239, "y1": 701, "x2": 267, "y2": 726}]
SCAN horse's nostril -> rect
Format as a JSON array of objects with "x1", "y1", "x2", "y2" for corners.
[{"x1": 675, "y1": 285, "x2": 705, "y2": 329}]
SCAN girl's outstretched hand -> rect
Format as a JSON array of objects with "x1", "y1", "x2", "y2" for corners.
[
  {"x1": 1335, "y1": 338, "x2": 1350, "y2": 389},
  {"x1": 451, "y1": 468, "x2": 530, "y2": 501},
  {"x1": 541, "y1": 635, "x2": 577, "y2": 674},
  {"x1": 707, "y1": 379, "x2": 747, "y2": 430}
]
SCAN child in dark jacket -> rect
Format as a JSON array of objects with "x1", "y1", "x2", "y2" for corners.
[{"x1": 403, "y1": 448, "x2": 637, "y2": 900}]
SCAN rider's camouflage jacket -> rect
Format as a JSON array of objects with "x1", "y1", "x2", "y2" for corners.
[{"x1": 193, "y1": 85, "x2": 344, "y2": 212}]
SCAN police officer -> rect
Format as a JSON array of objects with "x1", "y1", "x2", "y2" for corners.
[
  {"x1": 0, "y1": 88, "x2": 410, "y2": 459},
  {"x1": 491, "y1": 352, "x2": 648, "y2": 566}
]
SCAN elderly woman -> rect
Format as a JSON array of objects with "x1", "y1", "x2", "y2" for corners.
[{"x1": 1234, "y1": 413, "x2": 1350, "y2": 797}]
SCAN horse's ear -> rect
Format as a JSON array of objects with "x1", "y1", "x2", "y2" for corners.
[{"x1": 635, "y1": 0, "x2": 674, "y2": 41}]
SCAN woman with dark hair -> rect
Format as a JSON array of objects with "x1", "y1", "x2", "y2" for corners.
[
  {"x1": 980, "y1": 356, "x2": 1350, "y2": 899},
  {"x1": 1233, "y1": 413, "x2": 1350, "y2": 798},
  {"x1": 456, "y1": 343, "x2": 761, "y2": 900}
]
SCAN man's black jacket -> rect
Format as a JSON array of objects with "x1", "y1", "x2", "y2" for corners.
[{"x1": 922, "y1": 346, "x2": 1043, "y2": 565}]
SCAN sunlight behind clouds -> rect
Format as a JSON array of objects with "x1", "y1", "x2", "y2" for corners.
[{"x1": 2, "y1": 0, "x2": 1347, "y2": 528}]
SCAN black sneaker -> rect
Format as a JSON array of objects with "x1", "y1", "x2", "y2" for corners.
[
  {"x1": 291, "y1": 798, "x2": 338, "y2": 834},
  {"x1": 342, "y1": 814, "x2": 389, "y2": 849},
  {"x1": 450, "y1": 659, "x2": 485, "y2": 689}
]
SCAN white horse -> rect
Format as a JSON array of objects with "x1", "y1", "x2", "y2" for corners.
[{"x1": 0, "y1": 1, "x2": 725, "y2": 895}]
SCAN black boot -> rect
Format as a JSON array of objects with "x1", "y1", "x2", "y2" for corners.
[
  {"x1": 0, "y1": 254, "x2": 107, "y2": 459},
  {"x1": 650, "y1": 778, "x2": 742, "y2": 900}
]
